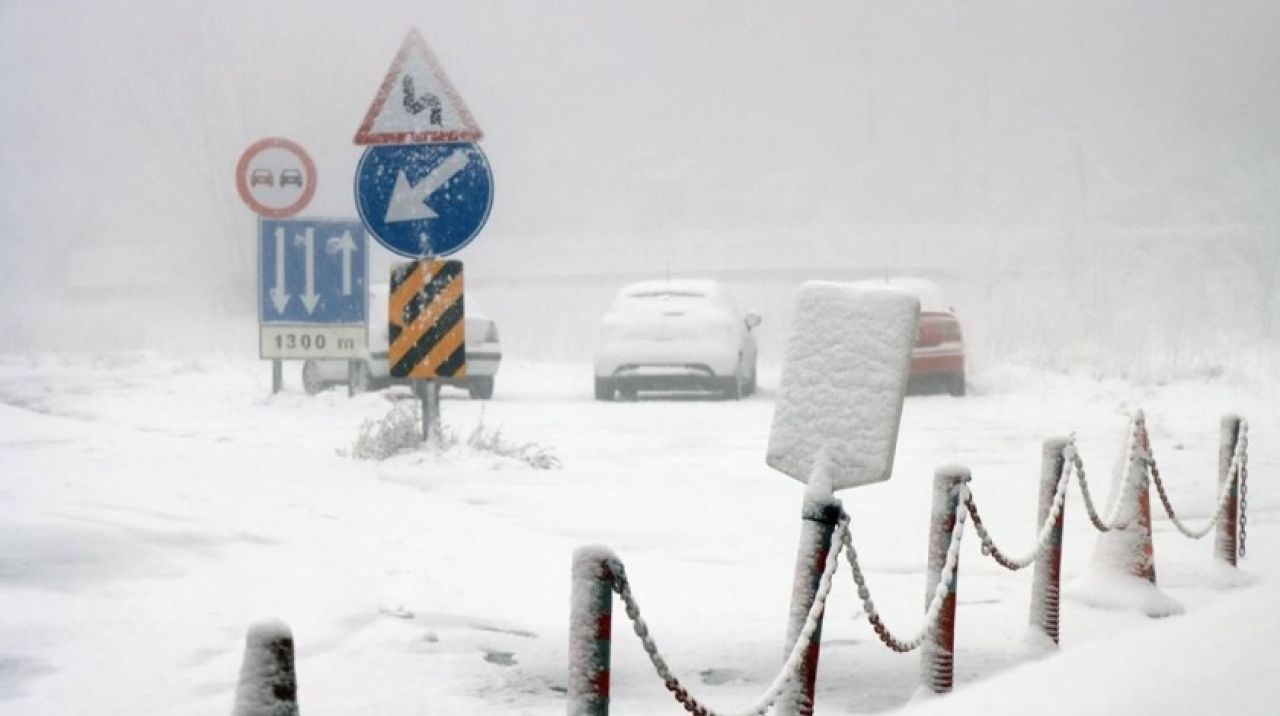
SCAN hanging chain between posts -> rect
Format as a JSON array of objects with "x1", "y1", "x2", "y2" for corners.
[
  {"x1": 1070, "y1": 419, "x2": 1152, "y2": 533},
  {"x1": 842, "y1": 486, "x2": 969, "y2": 653},
  {"x1": 1146, "y1": 420, "x2": 1249, "y2": 541},
  {"x1": 965, "y1": 448, "x2": 1073, "y2": 571},
  {"x1": 606, "y1": 514, "x2": 850, "y2": 716},
  {"x1": 1239, "y1": 459, "x2": 1249, "y2": 557}
]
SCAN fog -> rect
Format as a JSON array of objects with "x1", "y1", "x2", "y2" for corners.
[{"x1": 2, "y1": 0, "x2": 1278, "y2": 381}]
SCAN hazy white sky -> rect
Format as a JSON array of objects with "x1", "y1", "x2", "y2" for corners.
[{"x1": 1, "y1": 0, "x2": 1277, "y2": 361}]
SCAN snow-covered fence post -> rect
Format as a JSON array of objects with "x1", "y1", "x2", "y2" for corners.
[
  {"x1": 232, "y1": 619, "x2": 299, "y2": 716},
  {"x1": 1214, "y1": 414, "x2": 1243, "y2": 566},
  {"x1": 921, "y1": 466, "x2": 968, "y2": 694},
  {"x1": 568, "y1": 547, "x2": 615, "y2": 716},
  {"x1": 777, "y1": 482, "x2": 843, "y2": 716},
  {"x1": 1029, "y1": 438, "x2": 1069, "y2": 646},
  {"x1": 1132, "y1": 413, "x2": 1159, "y2": 583}
]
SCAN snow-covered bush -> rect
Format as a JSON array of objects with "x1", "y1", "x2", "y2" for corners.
[
  {"x1": 349, "y1": 402, "x2": 430, "y2": 460},
  {"x1": 348, "y1": 402, "x2": 560, "y2": 469},
  {"x1": 466, "y1": 422, "x2": 561, "y2": 470}
]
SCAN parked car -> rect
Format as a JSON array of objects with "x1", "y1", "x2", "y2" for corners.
[
  {"x1": 302, "y1": 284, "x2": 501, "y2": 398},
  {"x1": 855, "y1": 277, "x2": 965, "y2": 396},
  {"x1": 594, "y1": 279, "x2": 761, "y2": 400}
]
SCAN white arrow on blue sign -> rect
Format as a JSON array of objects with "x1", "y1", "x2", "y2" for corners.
[
  {"x1": 259, "y1": 219, "x2": 368, "y2": 324},
  {"x1": 354, "y1": 143, "x2": 493, "y2": 258}
]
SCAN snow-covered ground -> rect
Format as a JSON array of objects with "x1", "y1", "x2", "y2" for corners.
[{"x1": 0, "y1": 355, "x2": 1275, "y2": 714}]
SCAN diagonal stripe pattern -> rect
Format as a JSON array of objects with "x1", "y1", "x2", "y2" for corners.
[{"x1": 388, "y1": 259, "x2": 467, "y2": 379}]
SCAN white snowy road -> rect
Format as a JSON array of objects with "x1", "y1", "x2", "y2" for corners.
[{"x1": 0, "y1": 355, "x2": 1276, "y2": 714}]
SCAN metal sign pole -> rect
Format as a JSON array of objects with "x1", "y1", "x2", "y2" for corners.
[{"x1": 272, "y1": 360, "x2": 283, "y2": 394}]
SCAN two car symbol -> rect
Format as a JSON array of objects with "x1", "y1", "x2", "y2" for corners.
[{"x1": 250, "y1": 168, "x2": 305, "y2": 188}]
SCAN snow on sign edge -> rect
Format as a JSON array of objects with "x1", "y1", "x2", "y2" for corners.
[{"x1": 766, "y1": 282, "x2": 920, "y2": 490}]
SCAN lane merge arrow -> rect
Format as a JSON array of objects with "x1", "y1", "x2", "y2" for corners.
[
  {"x1": 329, "y1": 231, "x2": 358, "y2": 296},
  {"x1": 383, "y1": 149, "x2": 470, "y2": 223},
  {"x1": 269, "y1": 227, "x2": 290, "y2": 314}
]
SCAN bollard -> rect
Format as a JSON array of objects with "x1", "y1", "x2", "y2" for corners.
[
  {"x1": 568, "y1": 547, "x2": 615, "y2": 716},
  {"x1": 1029, "y1": 438, "x2": 1070, "y2": 646},
  {"x1": 777, "y1": 480, "x2": 843, "y2": 716},
  {"x1": 921, "y1": 466, "x2": 968, "y2": 694},
  {"x1": 1214, "y1": 414, "x2": 1243, "y2": 566},
  {"x1": 233, "y1": 619, "x2": 299, "y2": 716},
  {"x1": 1132, "y1": 414, "x2": 1158, "y2": 583}
]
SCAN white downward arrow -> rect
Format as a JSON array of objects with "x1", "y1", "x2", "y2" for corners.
[
  {"x1": 269, "y1": 227, "x2": 290, "y2": 314},
  {"x1": 384, "y1": 149, "x2": 470, "y2": 223},
  {"x1": 298, "y1": 228, "x2": 320, "y2": 314}
]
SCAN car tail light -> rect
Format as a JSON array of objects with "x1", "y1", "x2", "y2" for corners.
[{"x1": 484, "y1": 323, "x2": 499, "y2": 343}]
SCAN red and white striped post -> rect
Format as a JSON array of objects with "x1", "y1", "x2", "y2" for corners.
[
  {"x1": 233, "y1": 620, "x2": 299, "y2": 716},
  {"x1": 921, "y1": 466, "x2": 968, "y2": 694},
  {"x1": 1214, "y1": 414, "x2": 1243, "y2": 567},
  {"x1": 568, "y1": 547, "x2": 615, "y2": 716},
  {"x1": 777, "y1": 485, "x2": 843, "y2": 716},
  {"x1": 1132, "y1": 413, "x2": 1158, "y2": 583},
  {"x1": 1029, "y1": 438, "x2": 1070, "y2": 646}
]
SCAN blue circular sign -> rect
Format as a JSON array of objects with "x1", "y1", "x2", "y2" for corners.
[{"x1": 354, "y1": 143, "x2": 494, "y2": 258}]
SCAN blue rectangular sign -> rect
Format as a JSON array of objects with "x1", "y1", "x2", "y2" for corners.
[{"x1": 259, "y1": 219, "x2": 368, "y2": 325}]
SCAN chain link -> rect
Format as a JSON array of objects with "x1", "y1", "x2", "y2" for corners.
[
  {"x1": 965, "y1": 449, "x2": 1070, "y2": 571},
  {"x1": 605, "y1": 515, "x2": 849, "y2": 716},
  {"x1": 1145, "y1": 420, "x2": 1248, "y2": 541},
  {"x1": 841, "y1": 487, "x2": 969, "y2": 653},
  {"x1": 1070, "y1": 430, "x2": 1141, "y2": 532},
  {"x1": 1238, "y1": 425, "x2": 1250, "y2": 558}
]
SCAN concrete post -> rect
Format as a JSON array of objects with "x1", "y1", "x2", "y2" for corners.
[
  {"x1": 1214, "y1": 414, "x2": 1243, "y2": 566},
  {"x1": 568, "y1": 547, "x2": 615, "y2": 716},
  {"x1": 776, "y1": 483, "x2": 843, "y2": 716},
  {"x1": 233, "y1": 620, "x2": 299, "y2": 716},
  {"x1": 921, "y1": 466, "x2": 968, "y2": 694},
  {"x1": 1029, "y1": 438, "x2": 1070, "y2": 645}
]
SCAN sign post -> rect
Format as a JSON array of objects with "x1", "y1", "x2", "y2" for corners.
[
  {"x1": 767, "y1": 283, "x2": 920, "y2": 715},
  {"x1": 354, "y1": 29, "x2": 493, "y2": 442},
  {"x1": 235, "y1": 137, "x2": 320, "y2": 393}
]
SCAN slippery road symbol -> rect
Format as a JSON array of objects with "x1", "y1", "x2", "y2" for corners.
[
  {"x1": 402, "y1": 76, "x2": 443, "y2": 125},
  {"x1": 383, "y1": 149, "x2": 471, "y2": 223}
]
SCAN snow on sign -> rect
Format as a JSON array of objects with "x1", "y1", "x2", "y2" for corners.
[
  {"x1": 767, "y1": 283, "x2": 920, "y2": 490},
  {"x1": 258, "y1": 218, "x2": 368, "y2": 360},
  {"x1": 353, "y1": 29, "x2": 484, "y2": 145},
  {"x1": 236, "y1": 138, "x2": 317, "y2": 218},
  {"x1": 355, "y1": 143, "x2": 493, "y2": 258}
]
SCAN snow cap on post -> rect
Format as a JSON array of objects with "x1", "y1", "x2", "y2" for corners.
[{"x1": 767, "y1": 281, "x2": 919, "y2": 490}]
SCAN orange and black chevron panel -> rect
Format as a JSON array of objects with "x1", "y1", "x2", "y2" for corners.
[{"x1": 388, "y1": 260, "x2": 466, "y2": 379}]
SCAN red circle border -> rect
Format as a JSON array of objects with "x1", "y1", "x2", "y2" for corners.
[{"x1": 235, "y1": 137, "x2": 318, "y2": 218}]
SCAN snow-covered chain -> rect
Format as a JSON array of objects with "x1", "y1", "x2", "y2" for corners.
[
  {"x1": 966, "y1": 448, "x2": 1073, "y2": 571},
  {"x1": 1148, "y1": 420, "x2": 1249, "y2": 540},
  {"x1": 607, "y1": 515, "x2": 849, "y2": 716},
  {"x1": 841, "y1": 486, "x2": 969, "y2": 653}
]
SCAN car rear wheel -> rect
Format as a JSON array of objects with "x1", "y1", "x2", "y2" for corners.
[
  {"x1": 946, "y1": 372, "x2": 966, "y2": 397},
  {"x1": 302, "y1": 360, "x2": 324, "y2": 395},
  {"x1": 594, "y1": 378, "x2": 614, "y2": 401},
  {"x1": 349, "y1": 362, "x2": 375, "y2": 394},
  {"x1": 468, "y1": 376, "x2": 495, "y2": 400}
]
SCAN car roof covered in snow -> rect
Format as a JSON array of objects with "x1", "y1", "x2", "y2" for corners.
[
  {"x1": 850, "y1": 277, "x2": 949, "y2": 312},
  {"x1": 618, "y1": 279, "x2": 722, "y2": 298}
]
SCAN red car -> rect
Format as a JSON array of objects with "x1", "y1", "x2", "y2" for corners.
[{"x1": 859, "y1": 278, "x2": 966, "y2": 396}]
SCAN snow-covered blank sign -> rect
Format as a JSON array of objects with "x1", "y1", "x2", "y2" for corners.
[{"x1": 767, "y1": 282, "x2": 919, "y2": 490}]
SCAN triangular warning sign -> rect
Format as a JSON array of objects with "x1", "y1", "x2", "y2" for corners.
[{"x1": 353, "y1": 29, "x2": 484, "y2": 145}]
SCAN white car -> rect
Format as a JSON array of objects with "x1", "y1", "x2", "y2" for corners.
[
  {"x1": 593, "y1": 279, "x2": 761, "y2": 400},
  {"x1": 302, "y1": 285, "x2": 501, "y2": 398}
]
